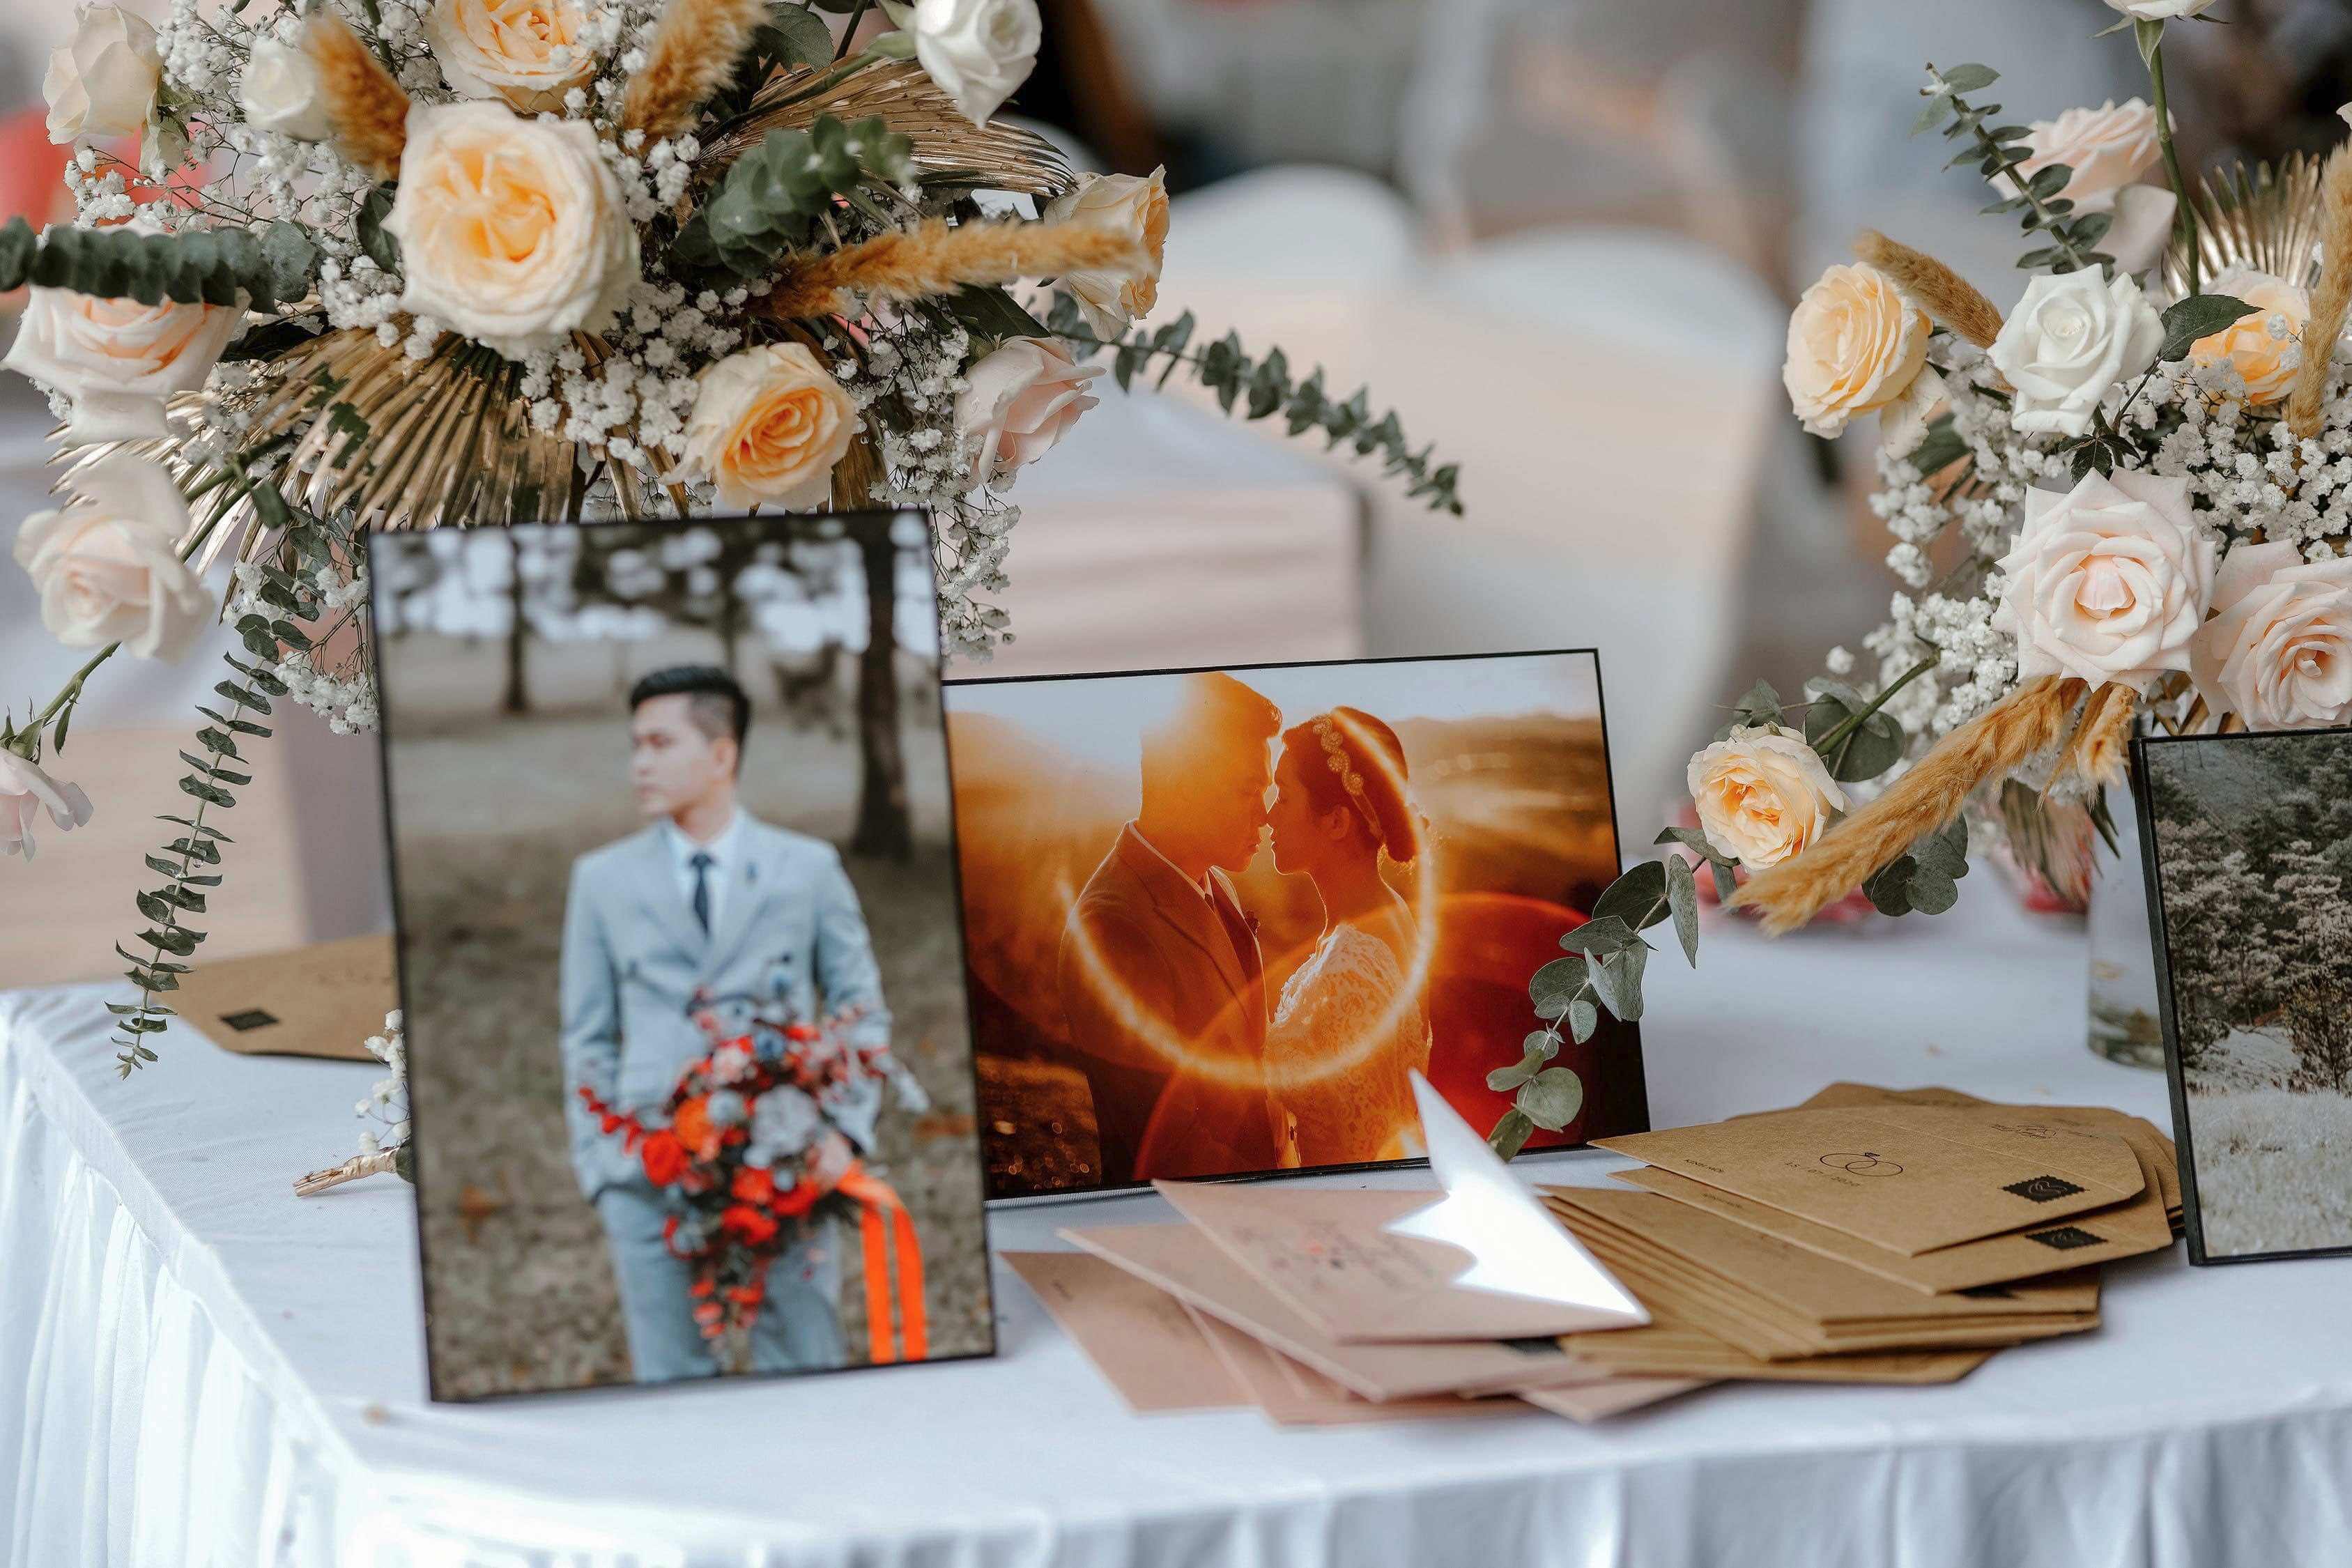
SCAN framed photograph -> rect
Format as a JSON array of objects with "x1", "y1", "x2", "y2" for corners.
[
  {"x1": 2134, "y1": 727, "x2": 2352, "y2": 1266},
  {"x1": 944, "y1": 650, "x2": 1649, "y2": 1199},
  {"x1": 371, "y1": 512, "x2": 994, "y2": 1399}
]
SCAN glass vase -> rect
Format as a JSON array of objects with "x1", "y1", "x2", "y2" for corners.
[{"x1": 2086, "y1": 781, "x2": 2166, "y2": 1068}]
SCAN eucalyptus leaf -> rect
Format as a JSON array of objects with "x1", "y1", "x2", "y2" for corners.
[
  {"x1": 1568, "y1": 997, "x2": 1599, "y2": 1044},
  {"x1": 1559, "y1": 916, "x2": 1637, "y2": 957},
  {"x1": 1590, "y1": 858, "x2": 1670, "y2": 930},
  {"x1": 1529, "y1": 954, "x2": 1588, "y2": 1018},
  {"x1": 1486, "y1": 1053, "x2": 1542, "y2": 1093},
  {"x1": 1486, "y1": 1107, "x2": 1535, "y2": 1160},
  {"x1": 2158, "y1": 293, "x2": 2256, "y2": 363},
  {"x1": 1518, "y1": 1067, "x2": 1585, "y2": 1132},
  {"x1": 1666, "y1": 852, "x2": 1700, "y2": 967}
]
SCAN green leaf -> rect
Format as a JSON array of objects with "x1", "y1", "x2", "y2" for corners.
[
  {"x1": 1528, "y1": 955, "x2": 1587, "y2": 1019},
  {"x1": 260, "y1": 220, "x2": 318, "y2": 302},
  {"x1": 1591, "y1": 858, "x2": 1670, "y2": 930},
  {"x1": 136, "y1": 891, "x2": 176, "y2": 925},
  {"x1": 1518, "y1": 1067, "x2": 1585, "y2": 1132},
  {"x1": 1936, "y1": 63, "x2": 1999, "y2": 93},
  {"x1": 1568, "y1": 997, "x2": 1599, "y2": 1044},
  {"x1": 1720, "y1": 678, "x2": 1784, "y2": 737},
  {"x1": 1863, "y1": 817, "x2": 1971, "y2": 918},
  {"x1": 941, "y1": 284, "x2": 1048, "y2": 344},
  {"x1": 157, "y1": 815, "x2": 230, "y2": 843},
  {"x1": 1803, "y1": 677, "x2": 1906, "y2": 783},
  {"x1": 143, "y1": 925, "x2": 199, "y2": 956},
  {"x1": 1907, "y1": 413, "x2": 1968, "y2": 475},
  {"x1": 1486, "y1": 1107, "x2": 1535, "y2": 1160},
  {"x1": 1487, "y1": 1053, "x2": 1542, "y2": 1093},
  {"x1": 1666, "y1": 853, "x2": 1700, "y2": 967},
  {"x1": 1559, "y1": 915, "x2": 1638, "y2": 957},
  {"x1": 1587, "y1": 942, "x2": 1647, "y2": 1022},
  {"x1": 358, "y1": 184, "x2": 401, "y2": 270},
  {"x1": 180, "y1": 778, "x2": 236, "y2": 808},
  {"x1": 2158, "y1": 293, "x2": 2256, "y2": 363}
]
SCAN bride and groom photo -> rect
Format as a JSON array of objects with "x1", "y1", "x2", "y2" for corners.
[{"x1": 945, "y1": 652, "x2": 1651, "y2": 1198}]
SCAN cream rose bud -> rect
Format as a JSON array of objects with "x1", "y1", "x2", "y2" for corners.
[
  {"x1": 1686, "y1": 725, "x2": 1847, "y2": 870},
  {"x1": 2013, "y1": 101, "x2": 2159, "y2": 212},
  {"x1": 2, "y1": 238, "x2": 244, "y2": 445},
  {"x1": 0, "y1": 751, "x2": 94, "y2": 863},
  {"x1": 426, "y1": 0, "x2": 595, "y2": 115},
  {"x1": 1989, "y1": 269, "x2": 2162, "y2": 438},
  {"x1": 1041, "y1": 168, "x2": 1171, "y2": 338},
  {"x1": 43, "y1": 5, "x2": 161, "y2": 144},
  {"x1": 2189, "y1": 265, "x2": 2310, "y2": 404},
  {"x1": 957, "y1": 337, "x2": 1100, "y2": 485},
  {"x1": 15, "y1": 454, "x2": 211, "y2": 661},
  {"x1": 240, "y1": 36, "x2": 335, "y2": 141},
  {"x1": 1781, "y1": 263, "x2": 1930, "y2": 439},
  {"x1": 2103, "y1": 0, "x2": 2216, "y2": 17},
  {"x1": 2188, "y1": 542, "x2": 2352, "y2": 730},
  {"x1": 387, "y1": 102, "x2": 640, "y2": 359},
  {"x1": 1992, "y1": 470, "x2": 2218, "y2": 691},
  {"x1": 684, "y1": 344, "x2": 861, "y2": 512},
  {"x1": 911, "y1": 0, "x2": 1041, "y2": 126}
]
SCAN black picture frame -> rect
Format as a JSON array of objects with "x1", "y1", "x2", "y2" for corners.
[
  {"x1": 373, "y1": 510, "x2": 999, "y2": 1401},
  {"x1": 2131, "y1": 725, "x2": 2352, "y2": 1267},
  {"x1": 943, "y1": 647, "x2": 1650, "y2": 1204}
]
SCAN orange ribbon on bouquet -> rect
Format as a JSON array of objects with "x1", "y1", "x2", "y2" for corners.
[{"x1": 836, "y1": 1164, "x2": 927, "y2": 1364}]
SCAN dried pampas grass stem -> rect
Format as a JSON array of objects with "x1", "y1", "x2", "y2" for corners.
[
  {"x1": 2047, "y1": 682, "x2": 2138, "y2": 799},
  {"x1": 2286, "y1": 145, "x2": 2352, "y2": 440},
  {"x1": 1727, "y1": 675, "x2": 2087, "y2": 934},
  {"x1": 622, "y1": 0, "x2": 772, "y2": 141},
  {"x1": 1854, "y1": 229, "x2": 2006, "y2": 349},
  {"x1": 764, "y1": 219, "x2": 1144, "y2": 321},
  {"x1": 305, "y1": 13, "x2": 410, "y2": 179}
]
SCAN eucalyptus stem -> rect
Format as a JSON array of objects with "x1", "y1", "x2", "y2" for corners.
[
  {"x1": 2139, "y1": 22, "x2": 2199, "y2": 296},
  {"x1": 833, "y1": 0, "x2": 873, "y2": 61},
  {"x1": 769, "y1": 46, "x2": 889, "y2": 108},
  {"x1": 1816, "y1": 654, "x2": 1939, "y2": 764}
]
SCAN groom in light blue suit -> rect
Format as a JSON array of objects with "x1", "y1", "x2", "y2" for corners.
[{"x1": 559, "y1": 665, "x2": 889, "y2": 1381}]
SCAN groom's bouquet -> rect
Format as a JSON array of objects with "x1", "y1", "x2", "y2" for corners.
[{"x1": 576, "y1": 1000, "x2": 930, "y2": 1362}]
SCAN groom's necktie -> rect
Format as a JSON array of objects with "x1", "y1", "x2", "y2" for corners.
[{"x1": 689, "y1": 852, "x2": 715, "y2": 935}]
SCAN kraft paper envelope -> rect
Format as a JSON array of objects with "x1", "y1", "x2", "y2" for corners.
[
  {"x1": 1611, "y1": 1140, "x2": 2175, "y2": 1294},
  {"x1": 1595, "y1": 1103, "x2": 2144, "y2": 1254},
  {"x1": 1186, "y1": 1309, "x2": 1532, "y2": 1425},
  {"x1": 171, "y1": 932, "x2": 397, "y2": 1061},
  {"x1": 1517, "y1": 1376, "x2": 1712, "y2": 1422},
  {"x1": 1788, "y1": 1083, "x2": 2182, "y2": 1218},
  {"x1": 1561, "y1": 1321, "x2": 1994, "y2": 1385},
  {"x1": 1154, "y1": 1181, "x2": 1649, "y2": 1342},
  {"x1": 1003, "y1": 1252, "x2": 1247, "y2": 1413},
  {"x1": 1061, "y1": 1222, "x2": 1600, "y2": 1403}
]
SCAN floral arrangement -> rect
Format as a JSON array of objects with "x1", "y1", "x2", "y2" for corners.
[
  {"x1": 0, "y1": 0, "x2": 1461, "y2": 1076},
  {"x1": 1487, "y1": 0, "x2": 2352, "y2": 1149},
  {"x1": 576, "y1": 1000, "x2": 928, "y2": 1360}
]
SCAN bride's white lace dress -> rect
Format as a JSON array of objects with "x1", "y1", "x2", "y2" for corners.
[{"x1": 1264, "y1": 923, "x2": 1432, "y2": 1167}]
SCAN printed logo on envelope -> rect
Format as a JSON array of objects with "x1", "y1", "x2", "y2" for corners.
[{"x1": 2003, "y1": 1175, "x2": 2088, "y2": 1204}]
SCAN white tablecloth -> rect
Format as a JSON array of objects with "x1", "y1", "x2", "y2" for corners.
[{"x1": 7, "y1": 890, "x2": 2352, "y2": 1568}]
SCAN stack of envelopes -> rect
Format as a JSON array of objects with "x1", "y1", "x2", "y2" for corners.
[
  {"x1": 1547, "y1": 1084, "x2": 2180, "y2": 1382},
  {"x1": 1009, "y1": 1181, "x2": 1707, "y2": 1426}
]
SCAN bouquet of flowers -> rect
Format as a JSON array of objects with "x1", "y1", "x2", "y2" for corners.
[
  {"x1": 576, "y1": 999, "x2": 929, "y2": 1362},
  {"x1": 0, "y1": 0, "x2": 1461, "y2": 1076},
  {"x1": 1486, "y1": 0, "x2": 2352, "y2": 1148}
]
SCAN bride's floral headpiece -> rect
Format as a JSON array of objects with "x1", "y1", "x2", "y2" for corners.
[{"x1": 1314, "y1": 715, "x2": 1383, "y2": 839}]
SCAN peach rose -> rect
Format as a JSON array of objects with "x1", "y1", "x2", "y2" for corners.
[
  {"x1": 2189, "y1": 265, "x2": 2309, "y2": 404},
  {"x1": 2188, "y1": 541, "x2": 2352, "y2": 730},
  {"x1": 957, "y1": 336, "x2": 1099, "y2": 485},
  {"x1": 1, "y1": 236, "x2": 244, "y2": 445},
  {"x1": 14, "y1": 453, "x2": 210, "y2": 660},
  {"x1": 1042, "y1": 169, "x2": 1169, "y2": 338},
  {"x1": 43, "y1": 5, "x2": 160, "y2": 144},
  {"x1": 1687, "y1": 724, "x2": 1847, "y2": 869},
  {"x1": 1781, "y1": 263, "x2": 1930, "y2": 438},
  {"x1": 426, "y1": 0, "x2": 595, "y2": 114},
  {"x1": 1992, "y1": 470, "x2": 2217, "y2": 691},
  {"x1": 684, "y1": 344, "x2": 860, "y2": 511},
  {"x1": 386, "y1": 100, "x2": 640, "y2": 358},
  {"x1": 0, "y1": 751, "x2": 93, "y2": 862},
  {"x1": 2013, "y1": 101, "x2": 2160, "y2": 213}
]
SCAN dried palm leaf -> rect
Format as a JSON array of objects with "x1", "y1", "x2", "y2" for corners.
[
  {"x1": 2162, "y1": 153, "x2": 2326, "y2": 298},
  {"x1": 705, "y1": 61, "x2": 1075, "y2": 198}
]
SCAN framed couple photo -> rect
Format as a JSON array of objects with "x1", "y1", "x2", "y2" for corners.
[{"x1": 944, "y1": 650, "x2": 1651, "y2": 1199}]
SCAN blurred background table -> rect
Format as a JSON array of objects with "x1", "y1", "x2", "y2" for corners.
[{"x1": 9, "y1": 888, "x2": 2352, "y2": 1568}]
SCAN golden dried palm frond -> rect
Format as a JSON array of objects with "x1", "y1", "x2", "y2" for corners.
[
  {"x1": 706, "y1": 61, "x2": 1075, "y2": 198},
  {"x1": 2163, "y1": 153, "x2": 2326, "y2": 297}
]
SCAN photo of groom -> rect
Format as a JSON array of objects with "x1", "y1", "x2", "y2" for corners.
[
  {"x1": 948, "y1": 652, "x2": 1649, "y2": 1198},
  {"x1": 374, "y1": 513, "x2": 993, "y2": 1400}
]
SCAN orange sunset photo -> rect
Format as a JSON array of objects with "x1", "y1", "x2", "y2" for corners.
[{"x1": 944, "y1": 652, "x2": 1650, "y2": 1198}]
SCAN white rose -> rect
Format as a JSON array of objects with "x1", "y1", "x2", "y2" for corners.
[
  {"x1": 240, "y1": 36, "x2": 335, "y2": 141},
  {"x1": 683, "y1": 344, "x2": 861, "y2": 511},
  {"x1": 1041, "y1": 168, "x2": 1171, "y2": 338},
  {"x1": 1781, "y1": 262, "x2": 1930, "y2": 439},
  {"x1": 0, "y1": 751, "x2": 94, "y2": 863},
  {"x1": 1687, "y1": 724, "x2": 1847, "y2": 870},
  {"x1": 2188, "y1": 542, "x2": 2352, "y2": 730},
  {"x1": 2102, "y1": 0, "x2": 2216, "y2": 19},
  {"x1": 1992, "y1": 470, "x2": 2218, "y2": 691},
  {"x1": 1988, "y1": 268, "x2": 2163, "y2": 438},
  {"x1": 910, "y1": 0, "x2": 1041, "y2": 126},
  {"x1": 43, "y1": 5, "x2": 161, "y2": 144},
  {"x1": 14, "y1": 453, "x2": 211, "y2": 661},
  {"x1": 2, "y1": 227, "x2": 245, "y2": 445},
  {"x1": 386, "y1": 101, "x2": 641, "y2": 358},
  {"x1": 426, "y1": 0, "x2": 596, "y2": 116},
  {"x1": 957, "y1": 336, "x2": 1099, "y2": 485}
]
